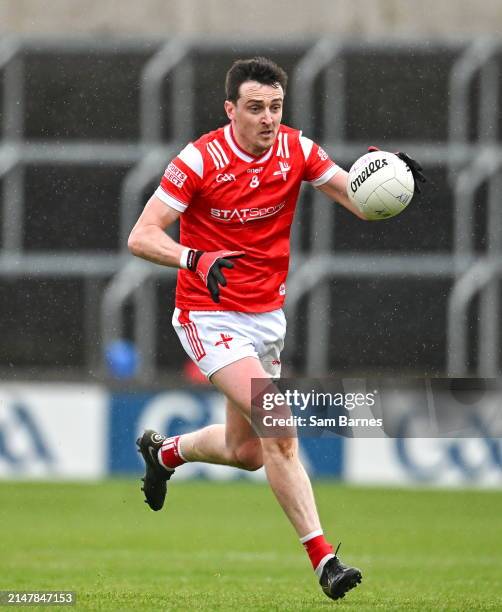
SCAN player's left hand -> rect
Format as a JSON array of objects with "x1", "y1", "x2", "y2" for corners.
[
  {"x1": 368, "y1": 146, "x2": 427, "y2": 194},
  {"x1": 187, "y1": 249, "x2": 245, "y2": 303}
]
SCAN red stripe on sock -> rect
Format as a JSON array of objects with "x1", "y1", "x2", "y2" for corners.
[{"x1": 302, "y1": 534, "x2": 334, "y2": 570}]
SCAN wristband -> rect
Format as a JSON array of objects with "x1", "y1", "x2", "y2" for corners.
[
  {"x1": 179, "y1": 248, "x2": 191, "y2": 269},
  {"x1": 185, "y1": 249, "x2": 203, "y2": 271}
]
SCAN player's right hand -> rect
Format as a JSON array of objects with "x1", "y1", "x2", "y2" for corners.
[{"x1": 186, "y1": 249, "x2": 245, "y2": 303}]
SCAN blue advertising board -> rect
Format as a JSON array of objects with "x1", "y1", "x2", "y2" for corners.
[{"x1": 109, "y1": 389, "x2": 343, "y2": 479}]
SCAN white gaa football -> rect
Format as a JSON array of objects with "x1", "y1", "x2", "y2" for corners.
[{"x1": 347, "y1": 151, "x2": 414, "y2": 220}]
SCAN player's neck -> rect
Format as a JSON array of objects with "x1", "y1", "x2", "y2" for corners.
[{"x1": 230, "y1": 123, "x2": 273, "y2": 158}]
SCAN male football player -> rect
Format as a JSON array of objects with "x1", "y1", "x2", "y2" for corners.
[{"x1": 129, "y1": 56, "x2": 425, "y2": 601}]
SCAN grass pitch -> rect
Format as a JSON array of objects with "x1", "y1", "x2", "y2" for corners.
[{"x1": 1, "y1": 480, "x2": 501, "y2": 611}]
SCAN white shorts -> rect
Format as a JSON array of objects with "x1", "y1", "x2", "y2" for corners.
[{"x1": 172, "y1": 308, "x2": 286, "y2": 379}]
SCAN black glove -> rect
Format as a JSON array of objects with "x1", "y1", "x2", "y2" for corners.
[
  {"x1": 395, "y1": 152, "x2": 427, "y2": 194},
  {"x1": 186, "y1": 249, "x2": 245, "y2": 303},
  {"x1": 368, "y1": 146, "x2": 427, "y2": 194}
]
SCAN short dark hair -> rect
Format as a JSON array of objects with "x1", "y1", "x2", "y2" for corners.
[{"x1": 225, "y1": 57, "x2": 288, "y2": 103}]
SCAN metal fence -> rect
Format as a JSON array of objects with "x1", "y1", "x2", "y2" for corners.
[{"x1": 1, "y1": 36, "x2": 502, "y2": 380}]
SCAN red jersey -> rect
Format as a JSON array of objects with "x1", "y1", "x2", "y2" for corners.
[{"x1": 155, "y1": 123, "x2": 339, "y2": 312}]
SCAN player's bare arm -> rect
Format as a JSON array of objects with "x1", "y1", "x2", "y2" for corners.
[
  {"x1": 129, "y1": 195, "x2": 244, "y2": 303},
  {"x1": 128, "y1": 194, "x2": 183, "y2": 267},
  {"x1": 316, "y1": 169, "x2": 368, "y2": 220}
]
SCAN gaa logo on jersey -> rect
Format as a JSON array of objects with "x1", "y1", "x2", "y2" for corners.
[
  {"x1": 216, "y1": 173, "x2": 236, "y2": 183},
  {"x1": 279, "y1": 283, "x2": 286, "y2": 296}
]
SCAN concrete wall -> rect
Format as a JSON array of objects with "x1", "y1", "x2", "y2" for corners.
[{"x1": 0, "y1": 0, "x2": 501, "y2": 37}]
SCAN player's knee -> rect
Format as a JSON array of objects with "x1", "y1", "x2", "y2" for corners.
[
  {"x1": 262, "y1": 437, "x2": 298, "y2": 461},
  {"x1": 234, "y1": 439, "x2": 263, "y2": 471}
]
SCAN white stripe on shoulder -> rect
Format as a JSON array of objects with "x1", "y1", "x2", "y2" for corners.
[
  {"x1": 206, "y1": 144, "x2": 220, "y2": 169},
  {"x1": 178, "y1": 143, "x2": 204, "y2": 178},
  {"x1": 276, "y1": 132, "x2": 284, "y2": 157},
  {"x1": 154, "y1": 186, "x2": 188, "y2": 212},
  {"x1": 310, "y1": 164, "x2": 340, "y2": 187},
  {"x1": 300, "y1": 135, "x2": 314, "y2": 161},
  {"x1": 207, "y1": 141, "x2": 224, "y2": 169},
  {"x1": 283, "y1": 133, "x2": 290, "y2": 158},
  {"x1": 212, "y1": 139, "x2": 230, "y2": 166}
]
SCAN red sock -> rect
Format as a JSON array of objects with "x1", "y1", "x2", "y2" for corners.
[
  {"x1": 158, "y1": 435, "x2": 186, "y2": 469},
  {"x1": 300, "y1": 530, "x2": 334, "y2": 575}
]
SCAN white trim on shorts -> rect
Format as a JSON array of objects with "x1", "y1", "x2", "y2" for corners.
[{"x1": 205, "y1": 353, "x2": 259, "y2": 379}]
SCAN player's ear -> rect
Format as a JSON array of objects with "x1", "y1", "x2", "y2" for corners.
[{"x1": 224, "y1": 100, "x2": 235, "y2": 121}]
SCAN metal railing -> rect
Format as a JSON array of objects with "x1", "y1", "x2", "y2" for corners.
[{"x1": 448, "y1": 258, "x2": 502, "y2": 376}]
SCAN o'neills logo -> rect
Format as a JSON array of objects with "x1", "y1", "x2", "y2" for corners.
[
  {"x1": 210, "y1": 202, "x2": 285, "y2": 223},
  {"x1": 351, "y1": 158, "x2": 388, "y2": 192}
]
